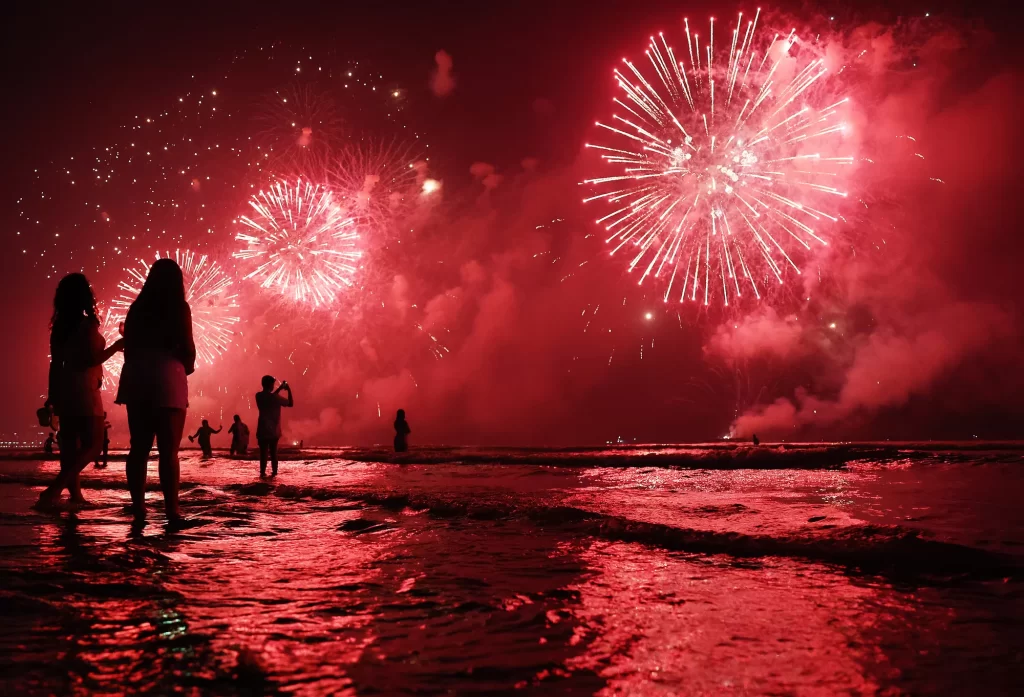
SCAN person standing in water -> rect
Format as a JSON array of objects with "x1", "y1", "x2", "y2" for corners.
[
  {"x1": 189, "y1": 419, "x2": 221, "y2": 458},
  {"x1": 36, "y1": 273, "x2": 124, "y2": 507},
  {"x1": 116, "y1": 258, "x2": 196, "y2": 526},
  {"x1": 43, "y1": 432, "x2": 56, "y2": 456},
  {"x1": 394, "y1": 409, "x2": 411, "y2": 453},
  {"x1": 228, "y1": 414, "x2": 250, "y2": 457},
  {"x1": 256, "y1": 376, "x2": 293, "y2": 477},
  {"x1": 95, "y1": 413, "x2": 111, "y2": 468}
]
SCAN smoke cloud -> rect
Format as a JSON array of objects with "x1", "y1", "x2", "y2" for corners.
[
  {"x1": 430, "y1": 50, "x2": 455, "y2": 97},
  {"x1": 719, "y1": 21, "x2": 1024, "y2": 439}
]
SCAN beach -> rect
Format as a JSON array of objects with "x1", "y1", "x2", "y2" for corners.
[{"x1": 1, "y1": 444, "x2": 1022, "y2": 695}]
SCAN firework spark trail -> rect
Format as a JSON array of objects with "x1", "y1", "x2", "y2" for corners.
[
  {"x1": 583, "y1": 10, "x2": 853, "y2": 308},
  {"x1": 234, "y1": 178, "x2": 362, "y2": 307},
  {"x1": 107, "y1": 249, "x2": 241, "y2": 368},
  {"x1": 326, "y1": 139, "x2": 428, "y2": 237}
]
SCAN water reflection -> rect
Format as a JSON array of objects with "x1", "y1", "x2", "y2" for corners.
[{"x1": 0, "y1": 452, "x2": 1020, "y2": 695}]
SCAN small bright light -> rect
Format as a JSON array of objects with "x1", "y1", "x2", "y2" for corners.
[
  {"x1": 645, "y1": 312, "x2": 653, "y2": 320},
  {"x1": 393, "y1": 91, "x2": 400, "y2": 97},
  {"x1": 829, "y1": 322, "x2": 836, "y2": 329},
  {"x1": 422, "y1": 179, "x2": 440, "y2": 194}
]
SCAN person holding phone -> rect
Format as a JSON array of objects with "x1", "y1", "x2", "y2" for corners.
[{"x1": 255, "y1": 375, "x2": 293, "y2": 477}]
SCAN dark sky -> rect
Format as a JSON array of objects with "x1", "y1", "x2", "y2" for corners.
[{"x1": 2, "y1": 0, "x2": 1020, "y2": 444}]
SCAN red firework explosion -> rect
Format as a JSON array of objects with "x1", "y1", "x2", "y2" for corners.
[{"x1": 583, "y1": 9, "x2": 855, "y2": 308}]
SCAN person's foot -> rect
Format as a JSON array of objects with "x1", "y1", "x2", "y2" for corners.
[
  {"x1": 33, "y1": 491, "x2": 61, "y2": 510},
  {"x1": 271, "y1": 470, "x2": 278, "y2": 477},
  {"x1": 94, "y1": 463, "x2": 107, "y2": 469},
  {"x1": 260, "y1": 470, "x2": 267, "y2": 478}
]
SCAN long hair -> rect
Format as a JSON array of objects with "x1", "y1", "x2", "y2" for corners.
[
  {"x1": 134, "y1": 258, "x2": 187, "y2": 316},
  {"x1": 50, "y1": 273, "x2": 97, "y2": 345}
]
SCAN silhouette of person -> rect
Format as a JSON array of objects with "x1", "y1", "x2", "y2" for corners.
[
  {"x1": 256, "y1": 375, "x2": 293, "y2": 477},
  {"x1": 752, "y1": 433, "x2": 760, "y2": 446},
  {"x1": 95, "y1": 413, "x2": 111, "y2": 468},
  {"x1": 115, "y1": 258, "x2": 196, "y2": 526},
  {"x1": 36, "y1": 273, "x2": 124, "y2": 508},
  {"x1": 44, "y1": 432, "x2": 56, "y2": 456},
  {"x1": 189, "y1": 419, "x2": 221, "y2": 458},
  {"x1": 394, "y1": 409, "x2": 411, "y2": 453},
  {"x1": 228, "y1": 414, "x2": 250, "y2": 457}
]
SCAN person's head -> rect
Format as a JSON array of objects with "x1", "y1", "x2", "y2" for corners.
[
  {"x1": 135, "y1": 258, "x2": 186, "y2": 314},
  {"x1": 202, "y1": 419, "x2": 209, "y2": 427},
  {"x1": 261, "y1": 375, "x2": 276, "y2": 391},
  {"x1": 396, "y1": 409, "x2": 406, "y2": 420},
  {"x1": 233, "y1": 414, "x2": 241, "y2": 422},
  {"x1": 51, "y1": 273, "x2": 97, "y2": 340}
]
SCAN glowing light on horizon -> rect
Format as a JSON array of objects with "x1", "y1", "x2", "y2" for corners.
[
  {"x1": 583, "y1": 9, "x2": 853, "y2": 308},
  {"x1": 234, "y1": 178, "x2": 361, "y2": 307}
]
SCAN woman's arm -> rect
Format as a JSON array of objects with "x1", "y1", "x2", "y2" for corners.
[
  {"x1": 213, "y1": 426, "x2": 223, "y2": 434},
  {"x1": 46, "y1": 338, "x2": 62, "y2": 412},
  {"x1": 82, "y1": 320, "x2": 124, "y2": 366},
  {"x1": 97, "y1": 338, "x2": 124, "y2": 365},
  {"x1": 178, "y1": 305, "x2": 197, "y2": 376}
]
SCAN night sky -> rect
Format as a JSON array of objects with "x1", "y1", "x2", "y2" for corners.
[{"x1": 2, "y1": 0, "x2": 1021, "y2": 445}]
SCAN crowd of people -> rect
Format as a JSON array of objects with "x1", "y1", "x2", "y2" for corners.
[{"x1": 35, "y1": 261, "x2": 412, "y2": 528}]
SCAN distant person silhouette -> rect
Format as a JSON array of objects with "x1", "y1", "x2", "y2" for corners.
[
  {"x1": 36, "y1": 273, "x2": 124, "y2": 508},
  {"x1": 95, "y1": 413, "x2": 111, "y2": 468},
  {"x1": 115, "y1": 258, "x2": 196, "y2": 526},
  {"x1": 752, "y1": 433, "x2": 760, "y2": 446},
  {"x1": 228, "y1": 414, "x2": 250, "y2": 457},
  {"x1": 44, "y1": 432, "x2": 56, "y2": 456},
  {"x1": 256, "y1": 375, "x2": 293, "y2": 477},
  {"x1": 394, "y1": 409, "x2": 411, "y2": 453},
  {"x1": 189, "y1": 419, "x2": 222, "y2": 458}
]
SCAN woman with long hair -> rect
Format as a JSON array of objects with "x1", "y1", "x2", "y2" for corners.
[
  {"x1": 115, "y1": 258, "x2": 196, "y2": 526},
  {"x1": 37, "y1": 273, "x2": 123, "y2": 507}
]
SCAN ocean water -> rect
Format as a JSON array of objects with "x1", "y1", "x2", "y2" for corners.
[{"x1": 0, "y1": 444, "x2": 1021, "y2": 696}]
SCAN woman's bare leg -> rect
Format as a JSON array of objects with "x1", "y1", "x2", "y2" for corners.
[
  {"x1": 155, "y1": 408, "x2": 187, "y2": 521},
  {"x1": 126, "y1": 406, "x2": 156, "y2": 516},
  {"x1": 36, "y1": 430, "x2": 77, "y2": 506},
  {"x1": 37, "y1": 420, "x2": 101, "y2": 505}
]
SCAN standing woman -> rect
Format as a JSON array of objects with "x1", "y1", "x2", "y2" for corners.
[
  {"x1": 37, "y1": 273, "x2": 123, "y2": 507},
  {"x1": 115, "y1": 259, "x2": 196, "y2": 525}
]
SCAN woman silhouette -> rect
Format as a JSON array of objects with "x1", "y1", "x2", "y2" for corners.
[
  {"x1": 36, "y1": 274, "x2": 123, "y2": 507},
  {"x1": 394, "y1": 409, "x2": 411, "y2": 453},
  {"x1": 115, "y1": 259, "x2": 196, "y2": 525}
]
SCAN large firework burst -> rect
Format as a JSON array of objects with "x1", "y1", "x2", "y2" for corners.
[
  {"x1": 583, "y1": 9, "x2": 854, "y2": 308},
  {"x1": 107, "y1": 250, "x2": 240, "y2": 367},
  {"x1": 234, "y1": 178, "x2": 362, "y2": 307}
]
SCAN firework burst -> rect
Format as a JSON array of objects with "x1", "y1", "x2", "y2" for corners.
[
  {"x1": 234, "y1": 178, "x2": 362, "y2": 307},
  {"x1": 107, "y1": 250, "x2": 240, "y2": 367},
  {"x1": 583, "y1": 9, "x2": 854, "y2": 308}
]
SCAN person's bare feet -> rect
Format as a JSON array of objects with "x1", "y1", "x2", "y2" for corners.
[{"x1": 33, "y1": 488, "x2": 61, "y2": 510}]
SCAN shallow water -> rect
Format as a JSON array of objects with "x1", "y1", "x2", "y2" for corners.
[{"x1": 1, "y1": 445, "x2": 1022, "y2": 695}]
